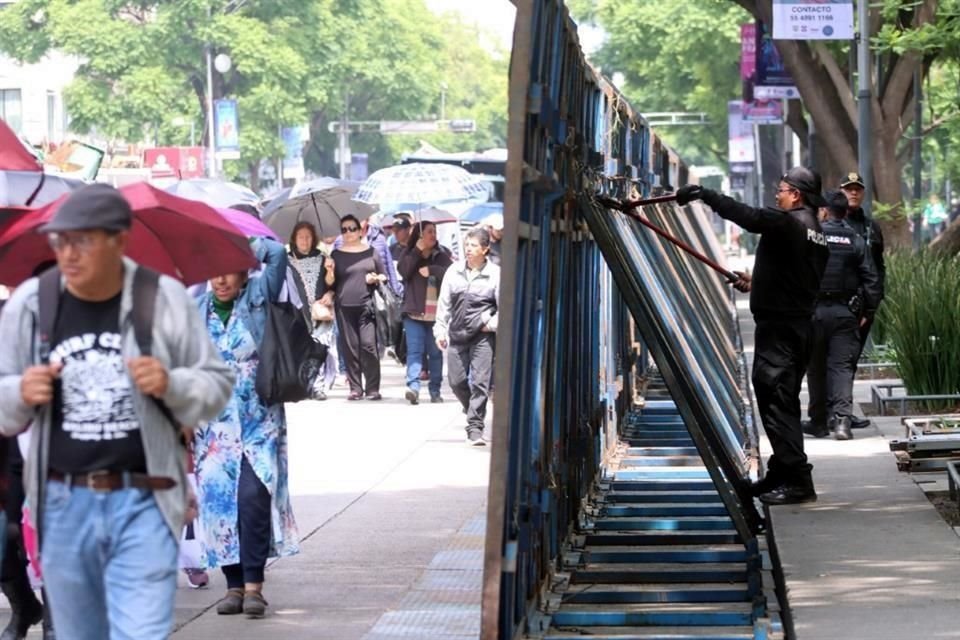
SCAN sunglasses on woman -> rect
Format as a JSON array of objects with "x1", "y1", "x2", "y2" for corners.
[{"x1": 341, "y1": 225, "x2": 359, "y2": 233}]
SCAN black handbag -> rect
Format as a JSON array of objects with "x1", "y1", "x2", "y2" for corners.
[{"x1": 255, "y1": 300, "x2": 328, "y2": 404}]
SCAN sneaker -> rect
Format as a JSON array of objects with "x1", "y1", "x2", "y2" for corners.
[
  {"x1": 759, "y1": 483, "x2": 818, "y2": 505},
  {"x1": 430, "y1": 393, "x2": 444, "y2": 403},
  {"x1": 184, "y1": 568, "x2": 209, "y2": 589},
  {"x1": 347, "y1": 392, "x2": 363, "y2": 401},
  {"x1": 366, "y1": 392, "x2": 383, "y2": 401},
  {"x1": 311, "y1": 389, "x2": 327, "y2": 401},
  {"x1": 405, "y1": 387, "x2": 419, "y2": 405},
  {"x1": 217, "y1": 589, "x2": 244, "y2": 615},
  {"x1": 466, "y1": 429, "x2": 486, "y2": 446}
]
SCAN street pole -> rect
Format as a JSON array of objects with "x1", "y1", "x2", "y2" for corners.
[
  {"x1": 338, "y1": 93, "x2": 349, "y2": 180},
  {"x1": 277, "y1": 123, "x2": 283, "y2": 187},
  {"x1": 857, "y1": 0, "x2": 872, "y2": 215},
  {"x1": 190, "y1": 121, "x2": 195, "y2": 147},
  {"x1": 913, "y1": 68, "x2": 923, "y2": 249},
  {"x1": 206, "y1": 42, "x2": 217, "y2": 179}
]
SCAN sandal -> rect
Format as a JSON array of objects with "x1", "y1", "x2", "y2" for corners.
[
  {"x1": 216, "y1": 589, "x2": 244, "y2": 615},
  {"x1": 243, "y1": 590, "x2": 269, "y2": 619}
]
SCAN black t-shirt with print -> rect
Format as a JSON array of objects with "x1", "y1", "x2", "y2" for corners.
[{"x1": 48, "y1": 290, "x2": 147, "y2": 474}]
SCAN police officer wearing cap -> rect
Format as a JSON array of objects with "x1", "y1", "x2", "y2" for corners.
[
  {"x1": 804, "y1": 190, "x2": 881, "y2": 441},
  {"x1": 677, "y1": 167, "x2": 829, "y2": 505},
  {"x1": 838, "y1": 172, "x2": 885, "y2": 429}
]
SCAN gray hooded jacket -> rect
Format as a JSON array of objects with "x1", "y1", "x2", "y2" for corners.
[{"x1": 0, "y1": 258, "x2": 235, "y2": 537}]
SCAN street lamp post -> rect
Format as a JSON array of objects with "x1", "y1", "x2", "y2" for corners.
[{"x1": 206, "y1": 42, "x2": 217, "y2": 179}]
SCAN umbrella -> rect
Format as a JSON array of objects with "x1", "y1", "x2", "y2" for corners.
[
  {"x1": 380, "y1": 207, "x2": 457, "y2": 227},
  {"x1": 0, "y1": 171, "x2": 85, "y2": 207},
  {"x1": 164, "y1": 178, "x2": 260, "y2": 210},
  {"x1": 0, "y1": 119, "x2": 41, "y2": 172},
  {"x1": 263, "y1": 177, "x2": 376, "y2": 239},
  {"x1": 354, "y1": 163, "x2": 490, "y2": 207},
  {"x1": 216, "y1": 207, "x2": 278, "y2": 240},
  {"x1": 0, "y1": 183, "x2": 258, "y2": 287},
  {"x1": 459, "y1": 201, "x2": 504, "y2": 224}
]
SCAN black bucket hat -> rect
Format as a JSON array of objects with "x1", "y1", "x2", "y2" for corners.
[{"x1": 781, "y1": 167, "x2": 827, "y2": 208}]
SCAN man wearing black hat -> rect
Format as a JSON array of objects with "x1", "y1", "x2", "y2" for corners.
[
  {"x1": 838, "y1": 172, "x2": 885, "y2": 429},
  {"x1": 0, "y1": 184, "x2": 233, "y2": 639},
  {"x1": 805, "y1": 190, "x2": 882, "y2": 441},
  {"x1": 677, "y1": 167, "x2": 829, "y2": 505},
  {"x1": 389, "y1": 214, "x2": 413, "y2": 262}
]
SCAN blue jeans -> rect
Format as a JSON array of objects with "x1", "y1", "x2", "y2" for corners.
[
  {"x1": 403, "y1": 317, "x2": 443, "y2": 395},
  {"x1": 41, "y1": 481, "x2": 178, "y2": 640}
]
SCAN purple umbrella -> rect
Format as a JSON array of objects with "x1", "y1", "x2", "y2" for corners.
[{"x1": 216, "y1": 207, "x2": 279, "y2": 240}]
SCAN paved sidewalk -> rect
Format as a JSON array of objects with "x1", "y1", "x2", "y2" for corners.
[{"x1": 741, "y1": 298, "x2": 960, "y2": 639}]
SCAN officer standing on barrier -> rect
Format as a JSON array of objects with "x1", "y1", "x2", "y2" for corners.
[
  {"x1": 804, "y1": 191, "x2": 881, "y2": 441},
  {"x1": 838, "y1": 172, "x2": 885, "y2": 429},
  {"x1": 676, "y1": 167, "x2": 828, "y2": 505}
]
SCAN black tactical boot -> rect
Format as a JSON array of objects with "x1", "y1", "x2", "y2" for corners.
[
  {"x1": 0, "y1": 576, "x2": 44, "y2": 640},
  {"x1": 801, "y1": 419, "x2": 830, "y2": 438},
  {"x1": 851, "y1": 416, "x2": 871, "y2": 429},
  {"x1": 831, "y1": 415, "x2": 853, "y2": 441}
]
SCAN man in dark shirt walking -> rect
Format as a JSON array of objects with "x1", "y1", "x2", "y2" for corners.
[
  {"x1": 677, "y1": 167, "x2": 829, "y2": 505},
  {"x1": 0, "y1": 184, "x2": 233, "y2": 640}
]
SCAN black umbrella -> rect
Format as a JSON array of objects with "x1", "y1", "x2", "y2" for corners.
[
  {"x1": 263, "y1": 177, "x2": 375, "y2": 239},
  {"x1": 0, "y1": 170, "x2": 85, "y2": 207}
]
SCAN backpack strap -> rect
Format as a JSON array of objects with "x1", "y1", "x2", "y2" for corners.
[
  {"x1": 131, "y1": 267, "x2": 180, "y2": 431},
  {"x1": 36, "y1": 267, "x2": 62, "y2": 364}
]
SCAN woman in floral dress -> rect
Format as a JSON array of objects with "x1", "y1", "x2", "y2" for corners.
[{"x1": 194, "y1": 237, "x2": 299, "y2": 619}]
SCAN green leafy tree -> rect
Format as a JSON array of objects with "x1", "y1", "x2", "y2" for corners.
[{"x1": 571, "y1": 0, "x2": 748, "y2": 167}]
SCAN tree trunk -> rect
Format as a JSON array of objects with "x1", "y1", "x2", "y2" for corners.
[
  {"x1": 248, "y1": 162, "x2": 260, "y2": 193},
  {"x1": 728, "y1": 0, "x2": 938, "y2": 250},
  {"x1": 929, "y1": 217, "x2": 960, "y2": 254}
]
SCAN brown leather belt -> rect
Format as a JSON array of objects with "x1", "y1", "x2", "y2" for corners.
[{"x1": 48, "y1": 470, "x2": 176, "y2": 492}]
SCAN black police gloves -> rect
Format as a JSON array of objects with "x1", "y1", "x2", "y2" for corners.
[{"x1": 675, "y1": 185, "x2": 703, "y2": 206}]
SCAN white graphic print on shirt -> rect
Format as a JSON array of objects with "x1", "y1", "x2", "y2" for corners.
[{"x1": 51, "y1": 331, "x2": 138, "y2": 442}]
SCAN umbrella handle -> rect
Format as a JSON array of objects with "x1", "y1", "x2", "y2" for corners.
[{"x1": 25, "y1": 172, "x2": 46, "y2": 207}]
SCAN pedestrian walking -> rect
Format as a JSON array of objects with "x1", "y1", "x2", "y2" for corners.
[
  {"x1": 676, "y1": 167, "x2": 829, "y2": 505},
  {"x1": 0, "y1": 183, "x2": 234, "y2": 640},
  {"x1": 194, "y1": 236, "x2": 299, "y2": 619},
  {"x1": 389, "y1": 214, "x2": 413, "y2": 261},
  {"x1": 323, "y1": 215, "x2": 387, "y2": 400},
  {"x1": 287, "y1": 222, "x2": 337, "y2": 400},
  {"x1": 434, "y1": 228, "x2": 500, "y2": 446},
  {"x1": 838, "y1": 172, "x2": 886, "y2": 429},
  {"x1": 804, "y1": 191, "x2": 881, "y2": 441},
  {"x1": 397, "y1": 222, "x2": 453, "y2": 405}
]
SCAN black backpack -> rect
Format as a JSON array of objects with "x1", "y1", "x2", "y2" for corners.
[{"x1": 36, "y1": 265, "x2": 179, "y2": 429}]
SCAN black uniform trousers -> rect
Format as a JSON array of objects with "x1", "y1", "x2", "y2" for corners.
[
  {"x1": 222, "y1": 456, "x2": 272, "y2": 587},
  {"x1": 752, "y1": 317, "x2": 814, "y2": 485},
  {"x1": 336, "y1": 304, "x2": 381, "y2": 395},
  {"x1": 807, "y1": 302, "x2": 861, "y2": 425}
]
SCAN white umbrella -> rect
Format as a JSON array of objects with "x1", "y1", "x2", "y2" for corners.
[
  {"x1": 354, "y1": 163, "x2": 490, "y2": 207},
  {"x1": 380, "y1": 206, "x2": 457, "y2": 227}
]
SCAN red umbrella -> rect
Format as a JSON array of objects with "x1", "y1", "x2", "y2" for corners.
[
  {"x1": 0, "y1": 182, "x2": 259, "y2": 287},
  {"x1": 0, "y1": 119, "x2": 41, "y2": 172}
]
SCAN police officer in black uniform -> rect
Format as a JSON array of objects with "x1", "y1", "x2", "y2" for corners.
[
  {"x1": 838, "y1": 172, "x2": 886, "y2": 429},
  {"x1": 677, "y1": 167, "x2": 829, "y2": 505},
  {"x1": 804, "y1": 191, "x2": 882, "y2": 441}
]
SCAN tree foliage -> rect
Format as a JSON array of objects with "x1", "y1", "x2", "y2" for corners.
[
  {"x1": 0, "y1": 0, "x2": 508, "y2": 188},
  {"x1": 574, "y1": 0, "x2": 960, "y2": 248},
  {"x1": 571, "y1": 0, "x2": 749, "y2": 167}
]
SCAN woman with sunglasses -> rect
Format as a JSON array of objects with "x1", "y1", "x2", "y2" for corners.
[{"x1": 322, "y1": 214, "x2": 387, "y2": 400}]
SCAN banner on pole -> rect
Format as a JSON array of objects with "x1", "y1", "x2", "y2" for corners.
[
  {"x1": 281, "y1": 125, "x2": 309, "y2": 180},
  {"x1": 214, "y1": 99, "x2": 240, "y2": 160},
  {"x1": 728, "y1": 102, "x2": 756, "y2": 164},
  {"x1": 772, "y1": 0, "x2": 854, "y2": 40}
]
